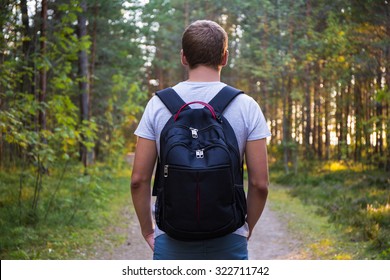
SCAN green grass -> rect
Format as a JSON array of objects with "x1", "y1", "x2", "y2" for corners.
[
  {"x1": 268, "y1": 185, "x2": 370, "y2": 259},
  {"x1": 269, "y1": 161, "x2": 390, "y2": 260},
  {"x1": 0, "y1": 163, "x2": 132, "y2": 259}
]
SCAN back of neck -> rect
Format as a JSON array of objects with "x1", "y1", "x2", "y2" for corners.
[{"x1": 186, "y1": 65, "x2": 221, "y2": 82}]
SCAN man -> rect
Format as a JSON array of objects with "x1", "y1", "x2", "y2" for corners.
[{"x1": 131, "y1": 20, "x2": 270, "y2": 260}]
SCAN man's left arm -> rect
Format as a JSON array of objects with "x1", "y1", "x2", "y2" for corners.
[{"x1": 130, "y1": 137, "x2": 157, "y2": 250}]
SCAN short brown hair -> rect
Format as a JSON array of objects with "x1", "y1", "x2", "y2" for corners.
[{"x1": 182, "y1": 20, "x2": 228, "y2": 70}]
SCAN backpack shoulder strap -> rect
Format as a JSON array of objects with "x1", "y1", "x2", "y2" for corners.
[
  {"x1": 153, "y1": 87, "x2": 185, "y2": 197},
  {"x1": 155, "y1": 87, "x2": 186, "y2": 115},
  {"x1": 208, "y1": 85, "x2": 244, "y2": 115}
]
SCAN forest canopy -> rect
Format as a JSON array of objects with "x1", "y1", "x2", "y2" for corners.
[{"x1": 1, "y1": 0, "x2": 389, "y2": 172}]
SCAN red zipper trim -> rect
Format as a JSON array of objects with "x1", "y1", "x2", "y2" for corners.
[
  {"x1": 196, "y1": 172, "x2": 200, "y2": 224},
  {"x1": 174, "y1": 101, "x2": 217, "y2": 121}
]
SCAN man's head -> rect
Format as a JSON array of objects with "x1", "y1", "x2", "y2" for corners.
[{"x1": 181, "y1": 20, "x2": 228, "y2": 70}]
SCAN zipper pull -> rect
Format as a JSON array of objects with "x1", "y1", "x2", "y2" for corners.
[
  {"x1": 164, "y1": 165, "x2": 169, "y2": 177},
  {"x1": 190, "y1": 127, "x2": 198, "y2": 138},
  {"x1": 196, "y1": 149, "x2": 204, "y2": 159}
]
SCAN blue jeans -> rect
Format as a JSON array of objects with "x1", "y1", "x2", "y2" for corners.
[{"x1": 153, "y1": 233, "x2": 248, "y2": 260}]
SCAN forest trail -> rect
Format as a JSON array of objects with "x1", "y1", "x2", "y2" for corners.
[{"x1": 91, "y1": 198, "x2": 304, "y2": 260}]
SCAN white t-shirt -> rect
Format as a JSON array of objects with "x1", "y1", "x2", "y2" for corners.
[{"x1": 134, "y1": 81, "x2": 271, "y2": 238}]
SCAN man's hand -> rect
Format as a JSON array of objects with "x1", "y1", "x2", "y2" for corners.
[{"x1": 144, "y1": 232, "x2": 155, "y2": 251}]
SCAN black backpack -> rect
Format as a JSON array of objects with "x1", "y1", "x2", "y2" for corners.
[{"x1": 153, "y1": 85, "x2": 247, "y2": 241}]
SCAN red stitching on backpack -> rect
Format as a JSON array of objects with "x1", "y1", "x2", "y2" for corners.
[{"x1": 196, "y1": 172, "x2": 200, "y2": 225}]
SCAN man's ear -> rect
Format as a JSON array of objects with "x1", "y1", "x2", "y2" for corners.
[
  {"x1": 221, "y1": 50, "x2": 229, "y2": 66},
  {"x1": 181, "y1": 49, "x2": 189, "y2": 66}
]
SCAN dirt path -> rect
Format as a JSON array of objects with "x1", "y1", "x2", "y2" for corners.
[
  {"x1": 248, "y1": 203, "x2": 303, "y2": 259},
  {"x1": 92, "y1": 200, "x2": 304, "y2": 260}
]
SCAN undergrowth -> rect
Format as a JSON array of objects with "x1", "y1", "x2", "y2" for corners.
[
  {"x1": 0, "y1": 162, "x2": 131, "y2": 259},
  {"x1": 270, "y1": 160, "x2": 390, "y2": 259},
  {"x1": 268, "y1": 185, "x2": 363, "y2": 259}
]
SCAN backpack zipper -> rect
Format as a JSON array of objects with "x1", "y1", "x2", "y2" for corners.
[
  {"x1": 163, "y1": 163, "x2": 232, "y2": 178},
  {"x1": 163, "y1": 124, "x2": 224, "y2": 140},
  {"x1": 189, "y1": 127, "x2": 198, "y2": 138},
  {"x1": 195, "y1": 149, "x2": 204, "y2": 158},
  {"x1": 164, "y1": 165, "x2": 169, "y2": 177},
  {"x1": 164, "y1": 142, "x2": 232, "y2": 164}
]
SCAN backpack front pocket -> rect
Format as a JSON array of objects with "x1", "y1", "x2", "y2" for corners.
[{"x1": 163, "y1": 165, "x2": 236, "y2": 234}]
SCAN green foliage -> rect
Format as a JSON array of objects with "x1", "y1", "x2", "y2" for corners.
[
  {"x1": 95, "y1": 73, "x2": 147, "y2": 167},
  {"x1": 0, "y1": 165, "x2": 131, "y2": 260},
  {"x1": 271, "y1": 161, "x2": 390, "y2": 259},
  {"x1": 375, "y1": 87, "x2": 390, "y2": 103}
]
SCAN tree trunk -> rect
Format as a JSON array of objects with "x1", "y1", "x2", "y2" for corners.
[
  {"x1": 385, "y1": 3, "x2": 390, "y2": 171},
  {"x1": 324, "y1": 81, "x2": 330, "y2": 160},
  {"x1": 282, "y1": 71, "x2": 291, "y2": 173},
  {"x1": 304, "y1": 67, "x2": 312, "y2": 156},
  {"x1": 78, "y1": 0, "x2": 90, "y2": 170},
  {"x1": 345, "y1": 84, "x2": 352, "y2": 159},
  {"x1": 353, "y1": 82, "x2": 362, "y2": 162},
  {"x1": 313, "y1": 69, "x2": 322, "y2": 159},
  {"x1": 89, "y1": 3, "x2": 98, "y2": 119},
  {"x1": 336, "y1": 83, "x2": 341, "y2": 159},
  {"x1": 39, "y1": 0, "x2": 47, "y2": 132},
  {"x1": 183, "y1": 1, "x2": 189, "y2": 81},
  {"x1": 0, "y1": 8, "x2": 5, "y2": 168},
  {"x1": 20, "y1": 0, "x2": 31, "y2": 97}
]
